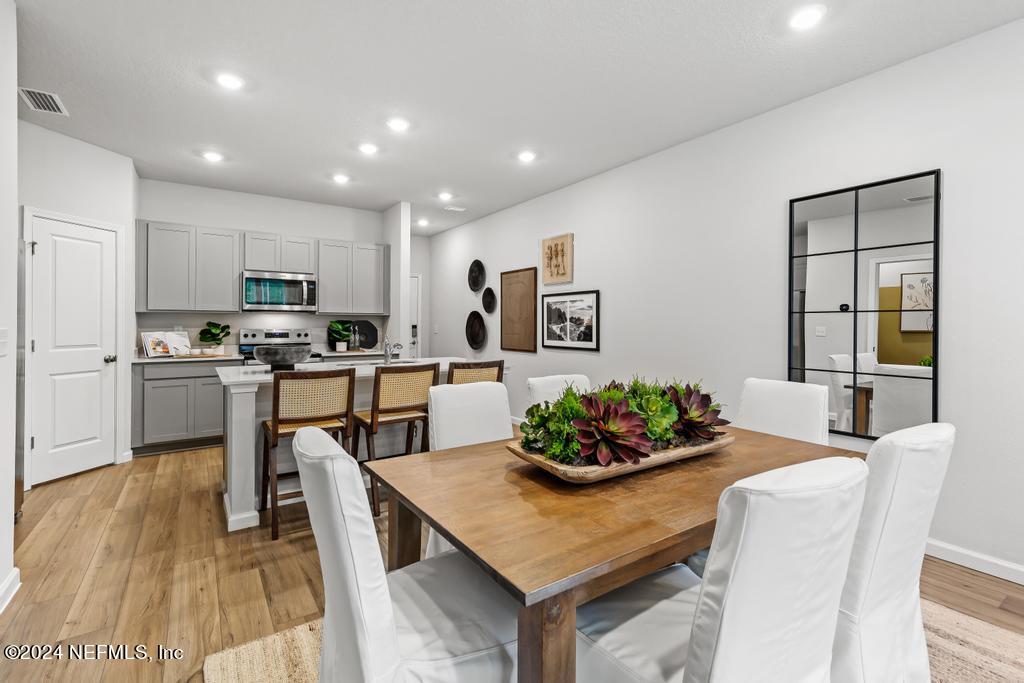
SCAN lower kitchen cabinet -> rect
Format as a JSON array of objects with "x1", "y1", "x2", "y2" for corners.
[{"x1": 133, "y1": 361, "x2": 240, "y2": 448}]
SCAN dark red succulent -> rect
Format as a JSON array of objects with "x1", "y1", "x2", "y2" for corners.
[
  {"x1": 571, "y1": 395, "x2": 653, "y2": 466},
  {"x1": 668, "y1": 383, "x2": 730, "y2": 441}
]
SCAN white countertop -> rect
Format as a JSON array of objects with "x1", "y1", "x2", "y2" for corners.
[
  {"x1": 216, "y1": 356, "x2": 466, "y2": 386},
  {"x1": 133, "y1": 354, "x2": 244, "y2": 365}
]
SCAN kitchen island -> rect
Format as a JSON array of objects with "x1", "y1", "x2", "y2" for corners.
[{"x1": 217, "y1": 357, "x2": 466, "y2": 531}]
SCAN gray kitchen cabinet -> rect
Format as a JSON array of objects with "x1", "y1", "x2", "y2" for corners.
[
  {"x1": 281, "y1": 236, "x2": 316, "y2": 273},
  {"x1": 143, "y1": 378, "x2": 195, "y2": 444},
  {"x1": 193, "y1": 377, "x2": 226, "y2": 438},
  {"x1": 352, "y1": 243, "x2": 387, "y2": 314},
  {"x1": 244, "y1": 231, "x2": 281, "y2": 270},
  {"x1": 317, "y1": 239, "x2": 354, "y2": 313},
  {"x1": 146, "y1": 222, "x2": 195, "y2": 310},
  {"x1": 195, "y1": 227, "x2": 240, "y2": 310}
]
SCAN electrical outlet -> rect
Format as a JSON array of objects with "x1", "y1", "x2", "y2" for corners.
[{"x1": 815, "y1": 326, "x2": 827, "y2": 337}]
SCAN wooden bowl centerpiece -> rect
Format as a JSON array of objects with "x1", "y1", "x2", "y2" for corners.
[{"x1": 508, "y1": 379, "x2": 734, "y2": 484}]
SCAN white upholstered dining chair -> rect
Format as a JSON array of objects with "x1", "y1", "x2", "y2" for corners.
[
  {"x1": 734, "y1": 377, "x2": 830, "y2": 445},
  {"x1": 832, "y1": 422, "x2": 956, "y2": 683},
  {"x1": 292, "y1": 426, "x2": 521, "y2": 682},
  {"x1": 424, "y1": 382, "x2": 513, "y2": 558},
  {"x1": 526, "y1": 373, "x2": 591, "y2": 406},
  {"x1": 576, "y1": 456, "x2": 869, "y2": 683},
  {"x1": 870, "y1": 364, "x2": 933, "y2": 437}
]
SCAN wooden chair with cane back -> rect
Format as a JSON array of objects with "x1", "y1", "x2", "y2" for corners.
[
  {"x1": 446, "y1": 360, "x2": 505, "y2": 385},
  {"x1": 260, "y1": 368, "x2": 356, "y2": 539},
  {"x1": 353, "y1": 362, "x2": 439, "y2": 516}
]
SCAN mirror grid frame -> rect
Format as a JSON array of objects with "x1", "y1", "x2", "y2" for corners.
[{"x1": 787, "y1": 169, "x2": 941, "y2": 440}]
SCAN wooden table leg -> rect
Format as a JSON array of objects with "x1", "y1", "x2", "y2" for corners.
[
  {"x1": 854, "y1": 388, "x2": 871, "y2": 434},
  {"x1": 518, "y1": 591, "x2": 576, "y2": 682},
  {"x1": 387, "y1": 493, "x2": 421, "y2": 570}
]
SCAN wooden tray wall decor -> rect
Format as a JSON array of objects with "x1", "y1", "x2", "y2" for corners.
[{"x1": 506, "y1": 434, "x2": 735, "y2": 484}]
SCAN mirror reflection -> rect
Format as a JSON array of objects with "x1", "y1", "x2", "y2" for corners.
[{"x1": 789, "y1": 172, "x2": 938, "y2": 438}]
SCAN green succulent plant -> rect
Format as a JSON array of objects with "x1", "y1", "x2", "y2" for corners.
[
  {"x1": 918, "y1": 355, "x2": 933, "y2": 367},
  {"x1": 198, "y1": 321, "x2": 231, "y2": 346},
  {"x1": 328, "y1": 320, "x2": 352, "y2": 342},
  {"x1": 520, "y1": 385, "x2": 587, "y2": 464},
  {"x1": 625, "y1": 378, "x2": 679, "y2": 442}
]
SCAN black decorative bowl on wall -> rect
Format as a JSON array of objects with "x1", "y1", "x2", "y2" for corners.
[
  {"x1": 482, "y1": 287, "x2": 496, "y2": 313},
  {"x1": 466, "y1": 311, "x2": 487, "y2": 350},
  {"x1": 468, "y1": 259, "x2": 486, "y2": 292}
]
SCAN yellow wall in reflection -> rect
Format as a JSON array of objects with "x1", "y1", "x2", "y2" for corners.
[{"x1": 877, "y1": 287, "x2": 933, "y2": 365}]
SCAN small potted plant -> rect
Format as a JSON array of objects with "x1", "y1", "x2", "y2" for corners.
[
  {"x1": 198, "y1": 321, "x2": 231, "y2": 355},
  {"x1": 328, "y1": 320, "x2": 352, "y2": 352}
]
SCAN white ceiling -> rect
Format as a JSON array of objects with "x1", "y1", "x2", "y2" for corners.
[{"x1": 16, "y1": 1, "x2": 1024, "y2": 235}]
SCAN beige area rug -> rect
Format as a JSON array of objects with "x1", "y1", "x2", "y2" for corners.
[{"x1": 204, "y1": 599, "x2": 1024, "y2": 682}]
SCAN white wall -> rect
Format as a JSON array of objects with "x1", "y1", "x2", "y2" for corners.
[
  {"x1": 18, "y1": 121, "x2": 137, "y2": 464},
  {"x1": 430, "y1": 20, "x2": 1024, "y2": 580},
  {"x1": 0, "y1": 0, "x2": 19, "y2": 613},
  {"x1": 382, "y1": 202, "x2": 411, "y2": 347},
  {"x1": 410, "y1": 235, "x2": 431, "y2": 357},
  {"x1": 137, "y1": 179, "x2": 383, "y2": 242}
]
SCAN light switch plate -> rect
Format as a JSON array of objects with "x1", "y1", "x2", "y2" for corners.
[{"x1": 815, "y1": 326, "x2": 827, "y2": 337}]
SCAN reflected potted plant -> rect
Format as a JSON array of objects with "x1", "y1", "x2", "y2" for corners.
[
  {"x1": 198, "y1": 321, "x2": 231, "y2": 355},
  {"x1": 328, "y1": 320, "x2": 352, "y2": 352}
]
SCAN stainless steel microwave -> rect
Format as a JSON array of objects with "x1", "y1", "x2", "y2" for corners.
[{"x1": 241, "y1": 270, "x2": 317, "y2": 311}]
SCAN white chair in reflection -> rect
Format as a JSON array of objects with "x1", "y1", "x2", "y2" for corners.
[
  {"x1": 827, "y1": 354, "x2": 854, "y2": 431},
  {"x1": 734, "y1": 377, "x2": 830, "y2": 444},
  {"x1": 424, "y1": 382, "x2": 513, "y2": 558},
  {"x1": 526, "y1": 373, "x2": 591, "y2": 406},
  {"x1": 576, "y1": 457, "x2": 869, "y2": 683},
  {"x1": 833, "y1": 423, "x2": 955, "y2": 682},
  {"x1": 292, "y1": 426, "x2": 522, "y2": 682},
  {"x1": 857, "y1": 352, "x2": 878, "y2": 374},
  {"x1": 870, "y1": 364, "x2": 932, "y2": 437}
]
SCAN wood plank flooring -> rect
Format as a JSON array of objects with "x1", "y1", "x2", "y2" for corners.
[{"x1": 0, "y1": 445, "x2": 1021, "y2": 682}]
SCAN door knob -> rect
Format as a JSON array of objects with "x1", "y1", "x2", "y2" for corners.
[{"x1": 103, "y1": 354, "x2": 118, "y2": 364}]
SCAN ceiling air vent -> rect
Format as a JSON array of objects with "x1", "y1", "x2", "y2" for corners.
[
  {"x1": 18, "y1": 87, "x2": 69, "y2": 116},
  {"x1": 444, "y1": 205, "x2": 467, "y2": 212}
]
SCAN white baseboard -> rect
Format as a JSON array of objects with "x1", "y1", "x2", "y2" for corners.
[
  {"x1": 116, "y1": 449, "x2": 133, "y2": 464},
  {"x1": 0, "y1": 567, "x2": 22, "y2": 615},
  {"x1": 927, "y1": 538, "x2": 1024, "y2": 586},
  {"x1": 511, "y1": 416, "x2": 524, "y2": 426}
]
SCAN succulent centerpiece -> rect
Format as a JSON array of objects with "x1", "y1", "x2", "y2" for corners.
[{"x1": 520, "y1": 378, "x2": 730, "y2": 469}]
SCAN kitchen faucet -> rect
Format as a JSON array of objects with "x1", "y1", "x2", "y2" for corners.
[{"x1": 383, "y1": 337, "x2": 403, "y2": 364}]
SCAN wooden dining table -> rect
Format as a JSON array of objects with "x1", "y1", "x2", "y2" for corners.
[
  {"x1": 843, "y1": 380, "x2": 874, "y2": 434},
  {"x1": 364, "y1": 426, "x2": 860, "y2": 682}
]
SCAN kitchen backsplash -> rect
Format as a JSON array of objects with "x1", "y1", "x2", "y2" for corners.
[{"x1": 136, "y1": 312, "x2": 388, "y2": 352}]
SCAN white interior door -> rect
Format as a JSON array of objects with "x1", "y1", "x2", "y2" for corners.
[
  {"x1": 30, "y1": 215, "x2": 117, "y2": 484},
  {"x1": 409, "y1": 274, "x2": 422, "y2": 358}
]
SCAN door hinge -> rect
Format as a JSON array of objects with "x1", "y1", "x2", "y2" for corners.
[
  {"x1": 31, "y1": 339, "x2": 35, "y2": 352},
  {"x1": 30, "y1": 436, "x2": 34, "y2": 450},
  {"x1": 28, "y1": 240, "x2": 37, "y2": 255}
]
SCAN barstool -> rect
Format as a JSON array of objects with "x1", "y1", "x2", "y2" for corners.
[
  {"x1": 353, "y1": 363, "x2": 439, "y2": 516},
  {"x1": 446, "y1": 360, "x2": 504, "y2": 385},
  {"x1": 260, "y1": 368, "x2": 355, "y2": 539}
]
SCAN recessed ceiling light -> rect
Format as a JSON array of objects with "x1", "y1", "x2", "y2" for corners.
[
  {"x1": 215, "y1": 72, "x2": 245, "y2": 90},
  {"x1": 332, "y1": 173, "x2": 350, "y2": 185},
  {"x1": 417, "y1": 218, "x2": 429, "y2": 227},
  {"x1": 359, "y1": 143, "x2": 379, "y2": 156},
  {"x1": 437, "y1": 191, "x2": 453, "y2": 201},
  {"x1": 202, "y1": 151, "x2": 224, "y2": 163},
  {"x1": 387, "y1": 117, "x2": 410, "y2": 133},
  {"x1": 789, "y1": 4, "x2": 826, "y2": 31},
  {"x1": 517, "y1": 150, "x2": 537, "y2": 164}
]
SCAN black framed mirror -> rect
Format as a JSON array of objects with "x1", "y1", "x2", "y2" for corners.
[{"x1": 788, "y1": 170, "x2": 939, "y2": 439}]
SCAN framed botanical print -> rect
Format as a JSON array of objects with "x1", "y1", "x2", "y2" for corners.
[
  {"x1": 541, "y1": 233, "x2": 574, "y2": 285},
  {"x1": 900, "y1": 272, "x2": 934, "y2": 332},
  {"x1": 541, "y1": 290, "x2": 599, "y2": 351}
]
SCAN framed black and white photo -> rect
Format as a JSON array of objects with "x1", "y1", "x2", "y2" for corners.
[{"x1": 542, "y1": 290, "x2": 600, "y2": 351}]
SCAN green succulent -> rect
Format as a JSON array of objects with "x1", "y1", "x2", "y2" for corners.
[
  {"x1": 198, "y1": 321, "x2": 231, "y2": 346},
  {"x1": 520, "y1": 385, "x2": 587, "y2": 464},
  {"x1": 328, "y1": 320, "x2": 352, "y2": 342}
]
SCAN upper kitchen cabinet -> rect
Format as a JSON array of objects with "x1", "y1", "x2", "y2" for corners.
[
  {"x1": 244, "y1": 231, "x2": 282, "y2": 271},
  {"x1": 353, "y1": 243, "x2": 387, "y2": 314},
  {"x1": 195, "y1": 227, "x2": 240, "y2": 310},
  {"x1": 145, "y1": 222, "x2": 195, "y2": 310},
  {"x1": 137, "y1": 220, "x2": 241, "y2": 312},
  {"x1": 317, "y1": 239, "x2": 354, "y2": 313},
  {"x1": 280, "y1": 236, "x2": 316, "y2": 273}
]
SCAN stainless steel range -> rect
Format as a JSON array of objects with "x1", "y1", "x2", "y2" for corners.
[{"x1": 238, "y1": 328, "x2": 322, "y2": 365}]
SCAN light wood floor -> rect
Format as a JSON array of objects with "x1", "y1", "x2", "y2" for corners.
[{"x1": 1, "y1": 446, "x2": 1022, "y2": 682}]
